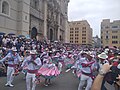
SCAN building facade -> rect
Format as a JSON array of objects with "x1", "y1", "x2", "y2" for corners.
[
  {"x1": 0, "y1": 0, "x2": 69, "y2": 42},
  {"x1": 69, "y1": 20, "x2": 93, "y2": 46},
  {"x1": 101, "y1": 19, "x2": 120, "y2": 48},
  {"x1": 92, "y1": 35, "x2": 101, "y2": 48}
]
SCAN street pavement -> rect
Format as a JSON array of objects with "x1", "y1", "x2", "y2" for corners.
[{"x1": 0, "y1": 70, "x2": 79, "y2": 90}]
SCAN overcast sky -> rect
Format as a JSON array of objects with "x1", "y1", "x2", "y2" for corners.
[{"x1": 68, "y1": 0, "x2": 120, "y2": 37}]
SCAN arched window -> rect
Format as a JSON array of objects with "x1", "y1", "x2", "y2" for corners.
[{"x1": 2, "y1": 1, "x2": 9, "y2": 15}]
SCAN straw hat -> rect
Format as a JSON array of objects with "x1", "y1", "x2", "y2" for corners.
[{"x1": 98, "y1": 52, "x2": 108, "y2": 59}]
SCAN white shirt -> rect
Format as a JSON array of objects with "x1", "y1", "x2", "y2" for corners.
[{"x1": 21, "y1": 56, "x2": 42, "y2": 70}]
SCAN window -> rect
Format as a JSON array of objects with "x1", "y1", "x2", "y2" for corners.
[
  {"x1": 82, "y1": 34, "x2": 86, "y2": 36},
  {"x1": 70, "y1": 41, "x2": 73, "y2": 43},
  {"x1": 25, "y1": 16, "x2": 27, "y2": 20},
  {"x1": 75, "y1": 34, "x2": 78, "y2": 36},
  {"x1": 70, "y1": 28, "x2": 74, "y2": 30},
  {"x1": 1, "y1": 1, "x2": 10, "y2": 15},
  {"x1": 112, "y1": 31, "x2": 118, "y2": 33},
  {"x1": 112, "y1": 36, "x2": 118, "y2": 39},
  {"x1": 70, "y1": 38, "x2": 73, "y2": 40},
  {"x1": 70, "y1": 34, "x2": 73, "y2": 36},
  {"x1": 112, "y1": 26, "x2": 118, "y2": 28},
  {"x1": 106, "y1": 36, "x2": 108, "y2": 39},
  {"x1": 105, "y1": 26, "x2": 109, "y2": 29},
  {"x1": 82, "y1": 31, "x2": 86, "y2": 33},
  {"x1": 75, "y1": 37, "x2": 78, "y2": 40},
  {"x1": 75, "y1": 28, "x2": 79, "y2": 30},
  {"x1": 82, "y1": 37, "x2": 86, "y2": 39},
  {"x1": 106, "y1": 31, "x2": 108, "y2": 33},
  {"x1": 70, "y1": 31, "x2": 73, "y2": 33},
  {"x1": 101, "y1": 41, "x2": 103, "y2": 44},
  {"x1": 65, "y1": 12, "x2": 67, "y2": 15},
  {"x1": 101, "y1": 36, "x2": 103, "y2": 39},
  {"x1": 101, "y1": 31, "x2": 103, "y2": 34},
  {"x1": 75, "y1": 31, "x2": 79, "y2": 33},
  {"x1": 75, "y1": 41, "x2": 78, "y2": 43},
  {"x1": 82, "y1": 27, "x2": 86, "y2": 30},
  {"x1": 82, "y1": 41, "x2": 86, "y2": 43},
  {"x1": 101, "y1": 26, "x2": 103, "y2": 29},
  {"x1": 31, "y1": 0, "x2": 39, "y2": 9},
  {"x1": 112, "y1": 41, "x2": 118, "y2": 44}
]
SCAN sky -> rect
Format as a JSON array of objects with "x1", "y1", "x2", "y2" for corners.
[{"x1": 68, "y1": 0, "x2": 120, "y2": 37}]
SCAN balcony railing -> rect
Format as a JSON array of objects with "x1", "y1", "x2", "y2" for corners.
[{"x1": 30, "y1": 7, "x2": 44, "y2": 20}]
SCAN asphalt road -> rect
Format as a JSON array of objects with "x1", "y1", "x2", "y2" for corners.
[{"x1": 0, "y1": 70, "x2": 79, "y2": 90}]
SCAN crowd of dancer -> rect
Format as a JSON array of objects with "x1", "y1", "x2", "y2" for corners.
[{"x1": 0, "y1": 34, "x2": 120, "y2": 90}]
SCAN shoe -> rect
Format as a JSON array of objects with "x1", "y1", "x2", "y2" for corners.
[
  {"x1": 9, "y1": 84, "x2": 14, "y2": 87},
  {"x1": 23, "y1": 77, "x2": 26, "y2": 80},
  {"x1": 5, "y1": 83, "x2": 9, "y2": 86},
  {"x1": 65, "y1": 69, "x2": 71, "y2": 72},
  {"x1": 72, "y1": 70, "x2": 74, "y2": 74},
  {"x1": 44, "y1": 84, "x2": 48, "y2": 87},
  {"x1": 48, "y1": 82, "x2": 51, "y2": 85}
]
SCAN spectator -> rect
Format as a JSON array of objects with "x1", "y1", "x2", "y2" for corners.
[{"x1": 91, "y1": 63, "x2": 120, "y2": 90}]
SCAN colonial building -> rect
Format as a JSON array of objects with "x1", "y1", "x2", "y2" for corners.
[
  {"x1": 101, "y1": 19, "x2": 120, "y2": 48},
  {"x1": 69, "y1": 20, "x2": 93, "y2": 46},
  {"x1": 0, "y1": 0, "x2": 69, "y2": 42}
]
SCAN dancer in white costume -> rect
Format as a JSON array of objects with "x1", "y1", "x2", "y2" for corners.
[
  {"x1": 21, "y1": 50, "x2": 42, "y2": 90},
  {"x1": 78, "y1": 52, "x2": 95, "y2": 90},
  {"x1": 0, "y1": 48, "x2": 21, "y2": 87}
]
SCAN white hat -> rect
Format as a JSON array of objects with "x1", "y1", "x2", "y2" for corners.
[
  {"x1": 113, "y1": 59, "x2": 119, "y2": 62},
  {"x1": 30, "y1": 50, "x2": 37, "y2": 54},
  {"x1": 98, "y1": 52, "x2": 108, "y2": 59},
  {"x1": 85, "y1": 51, "x2": 93, "y2": 57},
  {"x1": 0, "y1": 50, "x2": 2, "y2": 53},
  {"x1": 104, "y1": 48, "x2": 109, "y2": 54},
  {"x1": 80, "y1": 50, "x2": 86, "y2": 54},
  {"x1": 45, "y1": 48, "x2": 49, "y2": 51},
  {"x1": 26, "y1": 50, "x2": 30, "y2": 53},
  {"x1": 105, "y1": 48, "x2": 109, "y2": 51},
  {"x1": 117, "y1": 56, "x2": 120, "y2": 59},
  {"x1": 12, "y1": 47, "x2": 17, "y2": 51},
  {"x1": 117, "y1": 64, "x2": 120, "y2": 69},
  {"x1": 104, "y1": 50, "x2": 108, "y2": 54}
]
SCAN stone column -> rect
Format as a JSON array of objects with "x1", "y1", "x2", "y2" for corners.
[
  {"x1": 65, "y1": 20, "x2": 69, "y2": 43},
  {"x1": 43, "y1": 0, "x2": 48, "y2": 39},
  {"x1": 57, "y1": 13, "x2": 60, "y2": 41}
]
